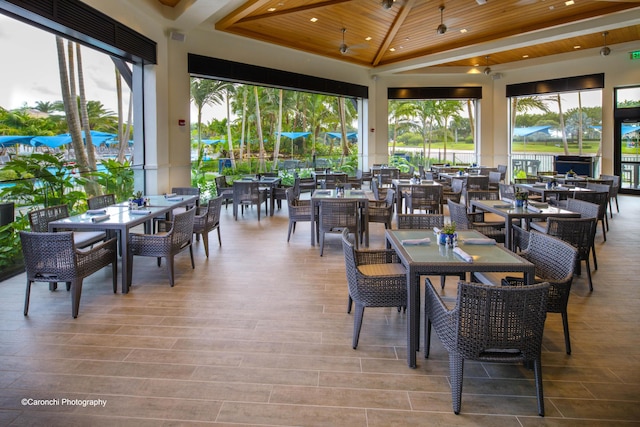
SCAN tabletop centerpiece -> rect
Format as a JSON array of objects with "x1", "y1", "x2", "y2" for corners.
[
  {"x1": 439, "y1": 222, "x2": 457, "y2": 246},
  {"x1": 565, "y1": 169, "x2": 576, "y2": 178},
  {"x1": 514, "y1": 188, "x2": 528, "y2": 207},
  {"x1": 130, "y1": 191, "x2": 145, "y2": 207}
]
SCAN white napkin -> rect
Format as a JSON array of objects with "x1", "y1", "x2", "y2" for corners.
[
  {"x1": 527, "y1": 205, "x2": 542, "y2": 213},
  {"x1": 350, "y1": 190, "x2": 365, "y2": 195},
  {"x1": 433, "y1": 227, "x2": 441, "y2": 235},
  {"x1": 164, "y1": 193, "x2": 177, "y2": 198},
  {"x1": 401, "y1": 237, "x2": 431, "y2": 246},
  {"x1": 493, "y1": 203, "x2": 513, "y2": 209},
  {"x1": 453, "y1": 247, "x2": 473, "y2": 263},
  {"x1": 129, "y1": 209, "x2": 152, "y2": 215},
  {"x1": 166, "y1": 197, "x2": 183, "y2": 201},
  {"x1": 90, "y1": 214, "x2": 110, "y2": 223},
  {"x1": 86, "y1": 209, "x2": 107, "y2": 215},
  {"x1": 529, "y1": 201, "x2": 548, "y2": 208},
  {"x1": 461, "y1": 238, "x2": 496, "y2": 245}
]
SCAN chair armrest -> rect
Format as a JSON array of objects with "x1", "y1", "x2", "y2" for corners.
[
  {"x1": 354, "y1": 249, "x2": 401, "y2": 265},
  {"x1": 424, "y1": 278, "x2": 458, "y2": 352},
  {"x1": 75, "y1": 237, "x2": 117, "y2": 272},
  {"x1": 154, "y1": 219, "x2": 174, "y2": 233}
]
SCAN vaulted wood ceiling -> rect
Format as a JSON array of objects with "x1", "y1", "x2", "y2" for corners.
[{"x1": 159, "y1": 0, "x2": 640, "y2": 73}]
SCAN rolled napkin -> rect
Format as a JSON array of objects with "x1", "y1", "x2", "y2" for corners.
[
  {"x1": 433, "y1": 227, "x2": 441, "y2": 235},
  {"x1": 401, "y1": 237, "x2": 431, "y2": 245},
  {"x1": 350, "y1": 190, "x2": 365, "y2": 195},
  {"x1": 316, "y1": 190, "x2": 331, "y2": 195},
  {"x1": 90, "y1": 214, "x2": 110, "y2": 223},
  {"x1": 129, "y1": 209, "x2": 152, "y2": 215},
  {"x1": 528, "y1": 201, "x2": 548, "y2": 208},
  {"x1": 166, "y1": 196, "x2": 184, "y2": 201},
  {"x1": 461, "y1": 238, "x2": 496, "y2": 245},
  {"x1": 164, "y1": 193, "x2": 177, "y2": 198},
  {"x1": 453, "y1": 247, "x2": 473, "y2": 263},
  {"x1": 86, "y1": 208, "x2": 107, "y2": 215},
  {"x1": 527, "y1": 205, "x2": 542, "y2": 213},
  {"x1": 493, "y1": 203, "x2": 513, "y2": 209}
]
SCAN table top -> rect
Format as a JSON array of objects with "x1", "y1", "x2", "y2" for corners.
[
  {"x1": 471, "y1": 198, "x2": 581, "y2": 218},
  {"x1": 386, "y1": 229, "x2": 533, "y2": 270},
  {"x1": 392, "y1": 179, "x2": 442, "y2": 187},
  {"x1": 515, "y1": 183, "x2": 593, "y2": 194},
  {"x1": 311, "y1": 189, "x2": 369, "y2": 200}
]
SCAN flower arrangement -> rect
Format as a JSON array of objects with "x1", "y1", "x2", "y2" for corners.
[
  {"x1": 566, "y1": 169, "x2": 576, "y2": 177},
  {"x1": 442, "y1": 222, "x2": 456, "y2": 235},
  {"x1": 514, "y1": 188, "x2": 528, "y2": 201}
]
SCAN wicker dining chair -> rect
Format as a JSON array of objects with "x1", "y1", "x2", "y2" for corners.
[
  {"x1": 502, "y1": 229, "x2": 577, "y2": 354},
  {"x1": 128, "y1": 208, "x2": 196, "y2": 287},
  {"x1": 447, "y1": 199, "x2": 505, "y2": 244},
  {"x1": 285, "y1": 188, "x2": 316, "y2": 242},
  {"x1": 565, "y1": 198, "x2": 600, "y2": 271},
  {"x1": 572, "y1": 190, "x2": 609, "y2": 242},
  {"x1": 20, "y1": 231, "x2": 117, "y2": 318},
  {"x1": 87, "y1": 194, "x2": 115, "y2": 210},
  {"x1": 599, "y1": 174, "x2": 620, "y2": 215},
  {"x1": 193, "y1": 195, "x2": 223, "y2": 257},
  {"x1": 318, "y1": 198, "x2": 360, "y2": 256},
  {"x1": 233, "y1": 181, "x2": 268, "y2": 221},
  {"x1": 28, "y1": 204, "x2": 106, "y2": 248},
  {"x1": 214, "y1": 175, "x2": 234, "y2": 209},
  {"x1": 405, "y1": 184, "x2": 442, "y2": 214},
  {"x1": 498, "y1": 182, "x2": 516, "y2": 201},
  {"x1": 366, "y1": 189, "x2": 395, "y2": 231},
  {"x1": 424, "y1": 278, "x2": 550, "y2": 416},
  {"x1": 341, "y1": 229, "x2": 407, "y2": 349}
]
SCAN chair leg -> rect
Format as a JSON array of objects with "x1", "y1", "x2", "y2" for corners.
[
  {"x1": 601, "y1": 219, "x2": 606, "y2": 242},
  {"x1": 24, "y1": 280, "x2": 32, "y2": 316},
  {"x1": 352, "y1": 303, "x2": 365, "y2": 349},
  {"x1": 347, "y1": 295, "x2": 353, "y2": 313},
  {"x1": 217, "y1": 228, "x2": 222, "y2": 246},
  {"x1": 562, "y1": 311, "x2": 571, "y2": 355},
  {"x1": 287, "y1": 221, "x2": 294, "y2": 242},
  {"x1": 614, "y1": 195, "x2": 619, "y2": 213},
  {"x1": 202, "y1": 232, "x2": 210, "y2": 258},
  {"x1": 71, "y1": 279, "x2": 83, "y2": 318},
  {"x1": 112, "y1": 257, "x2": 118, "y2": 294},
  {"x1": 585, "y1": 258, "x2": 593, "y2": 292},
  {"x1": 450, "y1": 353, "x2": 464, "y2": 415},
  {"x1": 425, "y1": 318, "x2": 432, "y2": 358},
  {"x1": 591, "y1": 244, "x2": 598, "y2": 271},
  {"x1": 189, "y1": 246, "x2": 195, "y2": 269},
  {"x1": 320, "y1": 232, "x2": 325, "y2": 257},
  {"x1": 167, "y1": 256, "x2": 175, "y2": 287},
  {"x1": 533, "y1": 359, "x2": 545, "y2": 416}
]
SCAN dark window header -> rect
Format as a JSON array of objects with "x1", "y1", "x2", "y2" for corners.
[
  {"x1": 388, "y1": 86, "x2": 482, "y2": 99},
  {"x1": 506, "y1": 73, "x2": 604, "y2": 97}
]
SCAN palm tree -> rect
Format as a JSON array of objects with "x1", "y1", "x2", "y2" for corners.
[
  {"x1": 190, "y1": 78, "x2": 224, "y2": 170},
  {"x1": 412, "y1": 100, "x2": 437, "y2": 165},
  {"x1": 435, "y1": 100, "x2": 463, "y2": 161},
  {"x1": 253, "y1": 86, "x2": 266, "y2": 172},
  {"x1": 388, "y1": 100, "x2": 416, "y2": 156}
]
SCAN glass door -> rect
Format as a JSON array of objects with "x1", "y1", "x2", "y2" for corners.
[{"x1": 614, "y1": 87, "x2": 640, "y2": 194}]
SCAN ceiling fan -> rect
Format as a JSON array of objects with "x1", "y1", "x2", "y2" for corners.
[
  {"x1": 339, "y1": 28, "x2": 349, "y2": 54},
  {"x1": 436, "y1": 6, "x2": 447, "y2": 35}
]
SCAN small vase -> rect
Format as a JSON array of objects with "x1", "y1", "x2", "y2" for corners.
[
  {"x1": 514, "y1": 199, "x2": 524, "y2": 208},
  {"x1": 134, "y1": 198, "x2": 144, "y2": 206}
]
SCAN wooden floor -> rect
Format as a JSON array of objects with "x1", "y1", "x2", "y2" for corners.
[{"x1": 1, "y1": 193, "x2": 639, "y2": 426}]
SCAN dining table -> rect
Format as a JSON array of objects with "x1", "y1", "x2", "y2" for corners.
[
  {"x1": 237, "y1": 176, "x2": 282, "y2": 216},
  {"x1": 310, "y1": 189, "x2": 369, "y2": 247},
  {"x1": 470, "y1": 198, "x2": 581, "y2": 251},
  {"x1": 385, "y1": 228, "x2": 535, "y2": 368},
  {"x1": 47, "y1": 194, "x2": 198, "y2": 294}
]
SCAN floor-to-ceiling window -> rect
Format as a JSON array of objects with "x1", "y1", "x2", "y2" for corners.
[{"x1": 614, "y1": 86, "x2": 640, "y2": 194}]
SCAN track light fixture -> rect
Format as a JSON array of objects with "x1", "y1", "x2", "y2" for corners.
[
  {"x1": 436, "y1": 6, "x2": 447, "y2": 35},
  {"x1": 381, "y1": 0, "x2": 394, "y2": 10},
  {"x1": 600, "y1": 31, "x2": 611, "y2": 56},
  {"x1": 483, "y1": 55, "x2": 492, "y2": 75}
]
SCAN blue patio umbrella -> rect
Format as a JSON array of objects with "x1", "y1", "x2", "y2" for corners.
[
  {"x1": 201, "y1": 139, "x2": 225, "y2": 144},
  {"x1": 325, "y1": 131, "x2": 357, "y2": 140},
  {"x1": 31, "y1": 135, "x2": 72, "y2": 148},
  {"x1": 512, "y1": 126, "x2": 551, "y2": 137},
  {"x1": 276, "y1": 132, "x2": 312, "y2": 159},
  {"x1": 0, "y1": 135, "x2": 35, "y2": 147}
]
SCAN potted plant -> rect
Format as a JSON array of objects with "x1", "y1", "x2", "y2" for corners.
[
  {"x1": 565, "y1": 169, "x2": 576, "y2": 178},
  {"x1": 439, "y1": 222, "x2": 456, "y2": 246},
  {"x1": 131, "y1": 191, "x2": 144, "y2": 206},
  {"x1": 514, "y1": 188, "x2": 528, "y2": 207}
]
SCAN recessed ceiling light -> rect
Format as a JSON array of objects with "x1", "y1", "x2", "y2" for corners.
[
  {"x1": 565, "y1": 0, "x2": 574, "y2": 5},
  {"x1": 460, "y1": 29, "x2": 467, "y2": 34},
  {"x1": 310, "y1": 17, "x2": 318, "y2": 22},
  {"x1": 267, "y1": 7, "x2": 276, "y2": 12},
  {"x1": 366, "y1": 36, "x2": 372, "y2": 41},
  {"x1": 474, "y1": 63, "x2": 480, "y2": 67},
  {"x1": 574, "y1": 45, "x2": 581, "y2": 49},
  {"x1": 389, "y1": 47, "x2": 396, "y2": 52},
  {"x1": 522, "y1": 54, "x2": 529, "y2": 58}
]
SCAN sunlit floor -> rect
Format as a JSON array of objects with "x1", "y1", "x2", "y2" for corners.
[{"x1": 0, "y1": 193, "x2": 639, "y2": 426}]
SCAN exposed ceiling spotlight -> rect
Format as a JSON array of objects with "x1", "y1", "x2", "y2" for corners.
[
  {"x1": 381, "y1": 0, "x2": 394, "y2": 10},
  {"x1": 339, "y1": 28, "x2": 348, "y2": 55},
  {"x1": 476, "y1": 0, "x2": 487, "y2": 4},
  {"x1": 436, "y1": 6, "x2": 447, "y2": 35},
  {"x1": 600, "y1": 31, "x2": 611, "y2": 56},
  {"x1": 483, "y1": 55, "x2": 492, "y2": 75}
]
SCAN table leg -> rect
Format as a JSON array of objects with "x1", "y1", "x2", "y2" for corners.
[
  {"x1": 120, "y1": 226, "x2": 130, "y2": 294},
  {"x1": 310, "y1": 201, "x2": 316, "y2": 246},
  {"x1": 407, "y1": 268, "x2": 419, "y2": 368}
]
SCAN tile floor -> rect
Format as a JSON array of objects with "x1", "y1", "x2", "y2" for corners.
[{"x1": 0, "y1": 193, "x2": 639, "y2": 426}]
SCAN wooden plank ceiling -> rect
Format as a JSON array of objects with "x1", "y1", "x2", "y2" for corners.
[{"x1": 161, "y1": 0, "x2": 640, "y2": 70}]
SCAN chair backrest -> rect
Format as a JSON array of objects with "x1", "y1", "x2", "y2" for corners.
[
  {"x1": 172, "y1": 187, "x2": 200, "y2": 196},
  {"x1": 379, "y1": 168, "x2": 399, "y2": 184},
  {"x1": 453, "y1": 281, "x2": 549, "y2": 361},
  {"x1": 319, "y1": 199, "x2": 359, "y2": 232},
  {"x1": 599, "y1": 174, "x2": 619, "y2": 196},
  {"x1": 546, "y1": 217, "x2": 596, "y2": 262},
  {"x1": 20, "y1": 231, "x2": 77, "y2": 281},
  {"x1": 572, "y1": 191, "x2": 608, "y2": 220},
  {"x1": 233, "y1": 181, "x2": 262, "y2": 204},
  {"x1": 409, "y1": 185, "x2": 442, "y2": 212},
  {"x1": 465, "y1": 189, "x2": 500, "y2": 210},
  {"x1": 87, "y1": 194, "x2": 115, "y2": 210},
  {"x1": 28, "y1": 204, "x2": 69, "y2": 232},
  {"x1": 451, "y1": 178, "x2": 464, "y2": 194},
  {"x1": 341, "y1": 229, "x2": 359, "y2": 297},
  {"x1": 169, "y1": 207, "x2": 196, "y2": 250},
  {"x1": 520, "y1": 230, "x2": 577, "y2": 284},
  {"x1": 565, "y1": 198, "x2": 599, "y2": 219},
  {"x1": 466, "y1": 175, "x2": 489, "y2": 191},
  {"x1": 499, "y1": 183, "x2": 516, "y2": 200},
  {"x1": 215, "y1": 176, "x2": 231, "y2": 192},
  {"x1": 397, "y1": 214, "x2": 444, "y2": 229},
  {"x1": 371, "y1": 177, "x2": 382, "y2": 201},
  {"x1": 488, "y1": 171, "x2": 502, "y2": 185},
  {"x1": 204, "y1": 195, "x2": 223, "y2": 230},
  {"x1": 497, "y1": 164, "x2": 507, "y2": 180},
  {"x1": 447, "y1": 200, "x2": 471, "y2": 230}
]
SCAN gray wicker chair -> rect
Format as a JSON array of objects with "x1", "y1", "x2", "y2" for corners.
[
  {"x1": 405, "y1": 184, "x2": 442, "y2": 214},
  {"x1": 128, "y1": 208, "x2": 196, "y2": 287},
  {"x1": 396, "y1": 213, "x2": 444, "y2": 230},
  {"x1": 599, "y1": 174, "x2": 620, "y2": 215},
  {"x1": 565, "y1": 198, "x2": 600, "y2": 271},
  {"x1": 498, "y1": 182, "x2": 516, "y2": 201},
  {"x1": 285, "y1": 188, "x2": 316, "y2": 242},
  {"x1": 87, "y1": 194, "x2": 115, "y2": 210},
  {"x1": 424, "y1": 278, "x2": 550, "y2": 416},
  {"x1": 341, "y1": 229, "x2": 407, "y2": 349},
  {"x1": 319, "y1": 198, "x2": 360, "y2": 256},
  {"x1": 20, "y1": 231, "x2": 117, "y2": 318},
  {"x1": 572, "y1": 190, "x2": 609, "y2": 242},
  {"x1": 214, "y1": 175, "x2": 234, "y2": 209},
  {"x1": 233, "y1": 181, "x2": 268, "y2": 221},
  {"x1": 193, "y1": 195, "x2": 223, "y2": 257},
  {"x1": 441, "y1": 178, "x2": 463, "y2": 211},
  {"x1": 502, "y1": 230, "x2": 577, "y2": 354},
  {"x1": 366, "y1": 189, "x2": 395, "y2": 231},
  {"x1": 488, "y1": 171, "x2": 502, "y2": 190},
  {"x1": 447, "y1": 199, "x2": 505, "y2": 244},
  {"x1": 28, "y1": 204, "x2": 106, "y2": 248}
]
